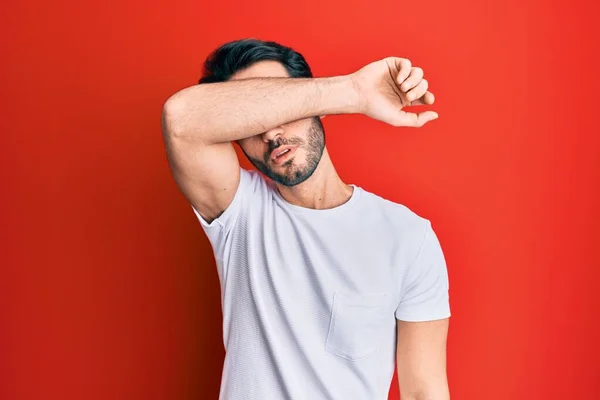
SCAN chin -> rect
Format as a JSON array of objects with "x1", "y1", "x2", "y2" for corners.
[{"x1": 277, "y1": 165, "x2": 319, "y2": 187}]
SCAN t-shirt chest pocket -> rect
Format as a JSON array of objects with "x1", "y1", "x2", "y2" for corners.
[{"x1": 325, "y1": 291, "x2": 389, "y2": 361}]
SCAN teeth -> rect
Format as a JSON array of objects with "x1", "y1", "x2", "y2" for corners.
[{"x1": 277, "y1": 149, "x2": 290, "y2": 157}]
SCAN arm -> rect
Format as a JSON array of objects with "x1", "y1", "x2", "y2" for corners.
[
  {"x1": 396, "y1": 318, "x2": 450, "y2": 400},
  {"x1": 161, "y1": 76, "x2": 358, "y2": 223},
  {"x1": 163, "y1": 76, "x2": 358, "y2": 145},
  {"x1": 161, "y1": 57, "x2": 436, "y2": 223}
]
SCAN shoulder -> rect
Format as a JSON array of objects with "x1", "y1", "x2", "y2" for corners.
[
  {"x1": 239, "y1": 167, "x2": 272, "y2": 197},
  {"x1": 359, "y1": 187, "x2": 430, "y2": 250}
]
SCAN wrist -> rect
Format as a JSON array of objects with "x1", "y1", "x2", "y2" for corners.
[{"x1": 316, "y1": 75, "x2": 362, "y2": 115}]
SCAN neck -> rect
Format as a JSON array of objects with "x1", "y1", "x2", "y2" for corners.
[{"x1": 274, "y1": 148, "x2": 354, "y2": 210}]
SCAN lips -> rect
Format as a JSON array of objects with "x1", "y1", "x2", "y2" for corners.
[{"x1": 270, "y1": 145, "x2": 295, "y2": 162}]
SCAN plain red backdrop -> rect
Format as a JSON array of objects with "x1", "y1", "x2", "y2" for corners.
[{"x1": 1, "y1": 0, "x2": 599, "y2": 399}]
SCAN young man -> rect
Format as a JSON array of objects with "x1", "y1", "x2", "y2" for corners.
[{"x1": 162, "y1": 38, "x2": 451, "y2": 400}]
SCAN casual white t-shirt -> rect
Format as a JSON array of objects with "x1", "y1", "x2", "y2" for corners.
[{"x1": 192, "y1": 167, "x2": 451, "y2": 400}]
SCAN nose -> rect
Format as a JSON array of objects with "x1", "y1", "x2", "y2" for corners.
[{"x1": 262, "y1": 126, "x2": 284, "y2": 143}]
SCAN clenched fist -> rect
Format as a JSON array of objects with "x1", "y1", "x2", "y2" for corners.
[{"x1": 349, "y1": 57, "x2": 438, "y2": 128}]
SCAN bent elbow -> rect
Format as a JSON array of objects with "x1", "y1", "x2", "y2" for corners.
[{"x1": 161, "y1": 94, "x2": 186, "y2": 138}]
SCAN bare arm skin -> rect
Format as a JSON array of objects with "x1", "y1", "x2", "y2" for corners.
[
  {"x1": 161, "y1": 76, "x2": 358, "y2": 223},
  {"x1": 396, "y1": 318, "x2": 451, "y2": 400},
  {"x1": 161, "y1": 57, "x2": 436, "y2": 223}
]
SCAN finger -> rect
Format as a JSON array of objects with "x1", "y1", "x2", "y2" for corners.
[
  {"x1": 394, "y1": 58, "x2": 412, "y2": 86},
  {"x1": 406, "y1": 78, "x2": 428, "y2": 102},
  {"x1": 397, "y1": 110, "x2": 439, "y2": 128},
  {"x1": 410, "y1": 91, "x2": 435, "y2": 106},
  {"x1": 400, "y1": 67, "x2": 424, "y2": 92}
]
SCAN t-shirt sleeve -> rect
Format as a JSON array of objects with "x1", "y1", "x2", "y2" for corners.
[
  {"x1": 190, "y1": 167, "x2": 253, "y2": 258},
  {"x1": 395, "y1": 219, "x2": 451, "y2": 322}
]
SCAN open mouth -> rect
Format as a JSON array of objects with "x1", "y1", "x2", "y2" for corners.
[
  {"x1": 276, "y1": 148, "x2": 291, "y2": 157},
  {"x1": 271, "y1": 146, "x2": 296, "y2": 165}
]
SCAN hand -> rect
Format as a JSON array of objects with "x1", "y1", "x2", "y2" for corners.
[{"x1": 349, "y1": 57, "x2": 438, "y2": 128}]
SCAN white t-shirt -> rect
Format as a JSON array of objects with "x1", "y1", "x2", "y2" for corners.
[{"x1": 192, "y1": 167, "x2": 451, "y2": 400}]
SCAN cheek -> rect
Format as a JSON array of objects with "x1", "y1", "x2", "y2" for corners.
[{"x1": 240, "y1": 140, "x2": 266, "y2": 159}]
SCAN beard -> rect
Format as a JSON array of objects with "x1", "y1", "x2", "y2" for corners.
[{"x1": 245, "y1": 117, "x2": 325, "y2": 187}]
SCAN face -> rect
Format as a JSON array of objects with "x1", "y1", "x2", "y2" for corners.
[{"x1": 230, "y1": 61, "x2": 326, "y2": 187}]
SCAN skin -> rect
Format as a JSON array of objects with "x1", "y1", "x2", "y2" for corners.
[
  {"x1": 162, "y1": 56, "x2": 450, "y2": 399},
  {"x1": 230, "y1": 61, "x2": 352, "y2": 211}
]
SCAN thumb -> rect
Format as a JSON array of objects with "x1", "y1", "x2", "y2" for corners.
[{"x1": 397, "y1": 110, "x2": 439, "y2": 128}]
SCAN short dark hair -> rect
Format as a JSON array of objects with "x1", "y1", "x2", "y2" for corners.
[{"x1": 199, "y1": 38, "x2": 313, "y2": 84}]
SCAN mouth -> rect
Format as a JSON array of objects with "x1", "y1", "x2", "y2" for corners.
[{"x1": 270, "y1": 146, "x2": 296, "y2": 166}]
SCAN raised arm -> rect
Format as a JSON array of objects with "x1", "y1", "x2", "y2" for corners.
[
  {"x1": 161, "y1": 76, "x2": 358, "y2": 223},
  {"x1": 161, "y1": 57, "x2": 437, "y2": 223}
]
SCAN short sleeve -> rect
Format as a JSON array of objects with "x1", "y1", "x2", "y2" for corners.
[
  {"x1": 395, "y1": 220, "x2": 451, "y2": 322},
  {"x1": 191, "y1": 167, "x2": 253, "y2": 257}
]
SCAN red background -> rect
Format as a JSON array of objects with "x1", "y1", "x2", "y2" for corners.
[{"x1": 1, "y1": 0, "x2": 599, "y2": 399}]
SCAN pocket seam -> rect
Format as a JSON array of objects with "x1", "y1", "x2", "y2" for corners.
[{"x1": 325, "y1": 291, "x2": 389, "y2": 361}]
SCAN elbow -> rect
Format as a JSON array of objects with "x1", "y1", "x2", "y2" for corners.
[
  {"x1": 161, "y1": 94, "x2": 185, "y2": 138},
  {"x1": 402, "y1": 385, "x2": 450, "y2": 400},
  {"x1": 410, "y1": 391, "x2": 450, "y2": 400}
]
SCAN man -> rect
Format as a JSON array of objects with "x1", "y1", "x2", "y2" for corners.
[{"x1": 161, "y1": 38, "x2": 451, "y2": 400}]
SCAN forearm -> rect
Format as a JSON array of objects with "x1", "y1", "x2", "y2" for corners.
[{"x1": 162, "y1": 75, "x2": 359, "y2": 144}]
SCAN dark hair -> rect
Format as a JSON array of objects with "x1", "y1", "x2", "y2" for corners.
[{"x1": 198, "y1": 38, "x2": 313, "y2": 84}]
